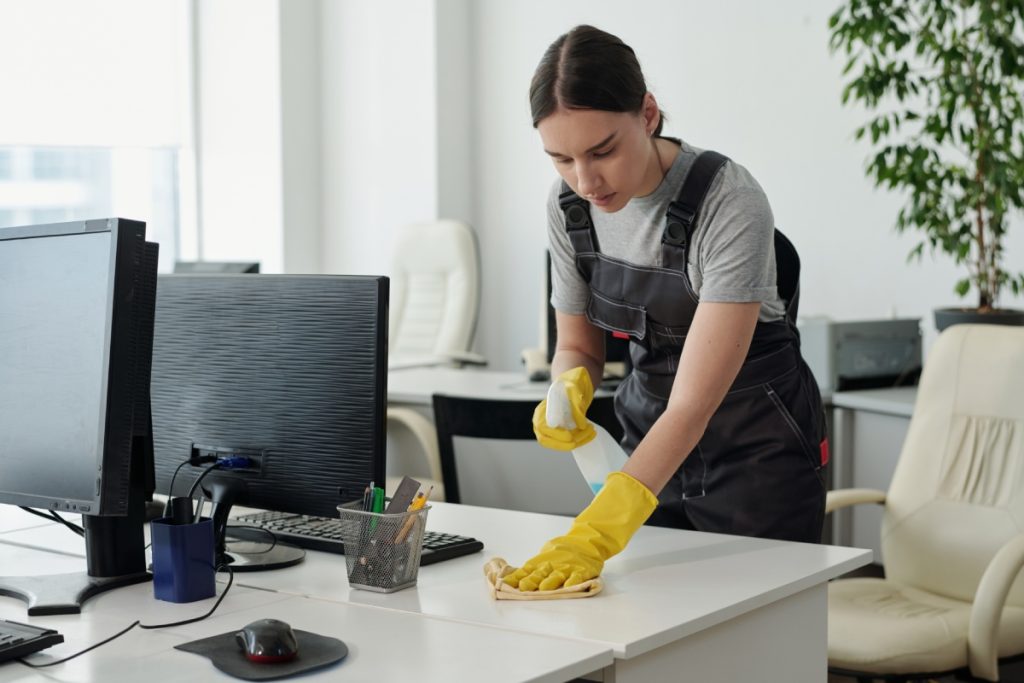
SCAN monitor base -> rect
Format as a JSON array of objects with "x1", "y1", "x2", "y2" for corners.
[
  {"x1": 0, "y1": 570, "x2": 152, "y2": 616},
  {"x1": 218, "y1": 541, "x2": 305, "y2": 572}
]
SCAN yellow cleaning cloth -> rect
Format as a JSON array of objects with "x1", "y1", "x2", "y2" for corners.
[{"x1": 483, "y1": 557, "x2": 602, "y2": 600}]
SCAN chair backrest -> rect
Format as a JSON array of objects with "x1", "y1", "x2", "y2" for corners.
[
  {"x1": 431, "y1": 394, "x2": 623, "y2": 515},
  {"x1": 882, "y1": 324, "x2": 1024, "y2": 605},
  {"x1": 389, "y1": 220, "x2": 479, "y2": 363}
]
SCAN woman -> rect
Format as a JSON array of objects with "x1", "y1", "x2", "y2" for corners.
[{"x1": 504, "y1": 25, "x2": 827, "y2": 593}]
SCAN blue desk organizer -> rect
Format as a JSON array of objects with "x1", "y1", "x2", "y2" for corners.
[{"x1": 151, "y1": 516, "x2": 216, "y2": 603}]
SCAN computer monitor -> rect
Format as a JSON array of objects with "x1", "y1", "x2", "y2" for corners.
[
  {"x1": 544, "y1": 250, "x2": 631, "y2": 379},
  {"x1": 151, "y1": 274, "x2": 388, "y2": 571},
  {"x1": 173, "y1": 260, "x2": 260, "y2": 274},
  {"x1": 0, "y1": 218, "x2": 158, "y2": 615}
]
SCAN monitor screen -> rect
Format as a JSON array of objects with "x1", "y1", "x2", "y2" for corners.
[
  {"x1": 150, "y1": 274, "x2": 388, "y2": 569},
  {"x1": 0, "y1": 218, "x2": 157, "y2": 614},
  {"x1": 0, "y1": 231, "x2": 111, "y2": 508}
]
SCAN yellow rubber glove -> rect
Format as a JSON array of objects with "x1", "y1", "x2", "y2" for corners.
[
  {"x1": 532, "y1": 366, "x2": 596, "y2": 451},
  {"x1": 503, "y1": 471, "x2": 658, "y2": 591}
]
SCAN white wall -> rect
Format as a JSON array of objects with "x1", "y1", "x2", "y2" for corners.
[
  {"x1": 196, "y1": 0, "x2": 1024, "y2": 368},
  {"x1": 467, "y1": 0, "x2": 1024, "y2": 369},
  {"x1": 196, "y1": 0, "x2": 284, "y2": 272},
  {"x1": 319, "y1": 0, "x2": 439, "y2": 277}
]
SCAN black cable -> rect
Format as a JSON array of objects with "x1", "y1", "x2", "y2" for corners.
[
  {"x1": 49, "y1": 511, "x2": 84, "y2": 537},
  {"x1": 186, "y1": 461, "x2": 222, "y2": 501},
  {"x1": 224, "y1": 525, "x2": 279, "y2": 554},
  {"x1": 18, "y1": 620, "x2": 141, "y2": 668},
  {"x1": 162, "y1": 458, "x2": 193, "y2": 515},
  {"x1": 19, "y1": 564, "x2": 235, "y2": 669},
  {"x1": 18, "y1": 507, "x2": 84, "y2": 537},
  {"x1": 139, "y1": 563, "x2": 234, "y2": 629}
]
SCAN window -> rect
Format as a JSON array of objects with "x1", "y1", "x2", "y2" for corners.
[
  {"x1": 0, "y1": 147, "x2": 181, "y2": 271},
  {"x1": 0, "y1": 0, "x2": 194, "y2": 273}
]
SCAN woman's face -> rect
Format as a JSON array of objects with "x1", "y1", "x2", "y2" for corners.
[{"x1": 537, "y1": 98, "x2": 660, "y2": 214}]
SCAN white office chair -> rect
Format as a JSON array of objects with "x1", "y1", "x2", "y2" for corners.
[
  {"x1": 386, "y1": 219, "x2": 485, "y2": 502},
  {"x1": 826, "y1": 324, "x2": 1024, "y2": 682},
  {"x1": 388, "y1": 219, "x2": 484, "y2": 370}
]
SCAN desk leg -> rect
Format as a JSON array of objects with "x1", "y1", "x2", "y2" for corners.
[
  {"x1": 605, "y1": 584, "x2": 827, "y2": 683},
  {"x1": 830, "y1": 407, "x2": 854, "y2": 546}
]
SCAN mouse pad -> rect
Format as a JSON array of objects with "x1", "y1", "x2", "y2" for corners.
[{"x1": 175, "y1": 629, "x2": 348, "y2": 681}]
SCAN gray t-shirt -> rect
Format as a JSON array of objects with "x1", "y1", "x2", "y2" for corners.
[{"x1": 547, "y1": 140, "x2": 786, "y2": 323}]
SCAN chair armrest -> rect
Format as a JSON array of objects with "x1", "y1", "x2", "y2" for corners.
[
  {"x1": 386, "y1": 407, "x2": 444, "y2": 485},
  {"x1": 967, "y1": 533, "x2": 1024, "y2": 681},
  {"x1": 825, "y1": 488, "x2": 887, "y2": 514}
]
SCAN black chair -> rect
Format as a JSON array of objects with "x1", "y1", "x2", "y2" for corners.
[{"x1": 431, "y1": 394, "x2": 623, "y2": 514}]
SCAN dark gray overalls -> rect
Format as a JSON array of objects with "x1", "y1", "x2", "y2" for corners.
[{"x1": 559, "y1": 151, "x2": 827, "y2": 543}]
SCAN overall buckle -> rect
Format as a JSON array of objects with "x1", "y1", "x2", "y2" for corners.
[{"x1": 664, "y1": 201, "x2": 695, "y2": 246}]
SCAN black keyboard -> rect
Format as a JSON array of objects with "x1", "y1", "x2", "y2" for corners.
[
  {"x1": 228, "y1": 511, "x2": 484, "y2": 566},
  {"x1": 0, "y1": 619, "x2": 63, "y2": 663}
]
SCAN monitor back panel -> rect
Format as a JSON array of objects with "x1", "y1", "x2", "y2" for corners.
[{"x1": 150, "y1": 274, "x2": 388, "y2": 518}]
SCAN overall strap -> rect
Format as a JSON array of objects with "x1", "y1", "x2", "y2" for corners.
[
  {"x1": 558, "y1": 181, "x2": 599, "y2": 254},
  {"x1": 662, "y1": 151, "x2": 729, "y2": 271}
]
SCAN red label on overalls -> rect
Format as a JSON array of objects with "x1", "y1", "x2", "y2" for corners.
[
  {"x1": 611, "y1": 331, "x2": 629, "y2": 340},
  {"x1": 820, "y1": 439, "x2": 830, "y2": 467}
]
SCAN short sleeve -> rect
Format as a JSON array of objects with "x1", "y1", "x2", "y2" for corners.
[{"x1": 696, "y1": 188, "x2": 778, "y2": 303}]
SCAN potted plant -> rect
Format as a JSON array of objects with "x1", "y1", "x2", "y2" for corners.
[{"x1": 828, "y1": 0, "x2": 1024, "y2": 331}]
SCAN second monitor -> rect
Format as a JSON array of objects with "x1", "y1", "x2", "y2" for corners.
[{"x1": 151, "y1": 274, "x2": 388, "y2": 571}]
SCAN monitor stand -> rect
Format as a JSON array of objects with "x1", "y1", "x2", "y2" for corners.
[
  {"x1": 205, "y1": 480, "x2": 305, "y2": 572},
  {"x1": 0, "y1": 498, "x2": 151, "y2": 616}
]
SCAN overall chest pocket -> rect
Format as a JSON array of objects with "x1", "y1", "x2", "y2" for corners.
[{"x1": 586, "y1": 290, "x2": 647, "y2": 341}]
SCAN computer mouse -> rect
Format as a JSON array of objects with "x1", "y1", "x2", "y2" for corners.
[{"x1": 235, "y1": 618, "x2": 299, "y2": 664}]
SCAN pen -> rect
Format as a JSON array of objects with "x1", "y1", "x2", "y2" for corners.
[{"x1": 395, "y1": 489, "x2": 430, "y2": 544}]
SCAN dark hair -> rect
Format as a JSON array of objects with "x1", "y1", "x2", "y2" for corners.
[{"x1": 529, "y1": 25, "x2": 666, "y2": 136}]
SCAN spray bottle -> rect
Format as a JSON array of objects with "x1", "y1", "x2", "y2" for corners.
[{"x1": 545, "y1": 379, "x2": 628, "y2": 495}]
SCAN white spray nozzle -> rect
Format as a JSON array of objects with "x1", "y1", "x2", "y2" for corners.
[{"x1": 545, "y1": 379, "x2": 577, "y2": 429}]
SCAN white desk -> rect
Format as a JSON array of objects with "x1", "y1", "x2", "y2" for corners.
[
  {"x1": 228, "y1": 502, "x2": 870, "y2": 682},
  {"x1": 0, "y1": 537, "x2": 611, "y2": 683},
  {"x1": 0, "y1": 503, "x2": 870, "y2": 683},
  {"x1": 388, "y1": 366, "x2": 551, "y2": 405},
  {"x1": 830, "y1": 386, "x2": 917, "y2": 561}
]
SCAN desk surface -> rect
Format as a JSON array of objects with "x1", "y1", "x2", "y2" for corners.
[
  {"x1": 229, "y1": 502, "x2": 870, "y2": 660},
  {"x1": 388, "y1": 367, "x2": 550, "y2": 404},
  {"x1": 0, "y1": 539, "x2": 611, "y2": 683},
  {"x1": 0, "y1": 502, "x2": 870, "y2": 679},
  {"x1": 831, "y1": 386, "x2": 917, "y2": 416}
]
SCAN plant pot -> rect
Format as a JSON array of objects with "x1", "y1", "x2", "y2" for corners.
[{"x1": 934, "y1": 308, "x2": 1024, "y2": 332}]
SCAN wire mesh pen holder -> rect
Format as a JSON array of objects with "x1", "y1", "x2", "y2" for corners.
[{"x1": 336, "y1": 501, "x2": 430, "y2": 593}]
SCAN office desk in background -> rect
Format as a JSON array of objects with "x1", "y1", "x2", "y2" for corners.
[
  {"x1": 388, "y1": 366, "x2": 553, "y2": 405},
  {"x1": 386, "y1": 366, "x2": 613, "y2": 493},
  {"x1": 830, "y1": 386, "x2": 917, "y2": 565},
  {"x1": 0, "y1": 503, "x2": 870, "y2": 683}
]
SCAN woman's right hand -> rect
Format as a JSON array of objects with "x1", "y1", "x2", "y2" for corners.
[{"x1": 532, "y1": 366, "x2": 596, "y2": 450}]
